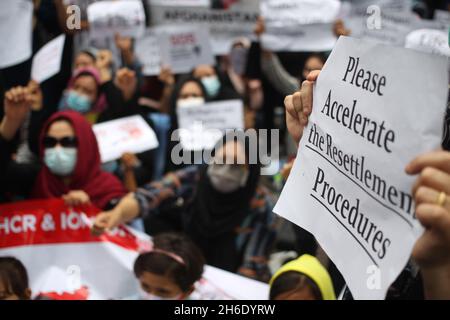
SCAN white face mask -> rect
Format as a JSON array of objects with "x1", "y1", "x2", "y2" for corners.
[
  {"x1": 138, "y1": 287, "x2": 183, "y2": 301},
  {"x1": 207, "y1": 164, "x2": 249, "y2": 193},
  {"x1": 176, "y1": 97, "x2": 205, "y2": 109}
]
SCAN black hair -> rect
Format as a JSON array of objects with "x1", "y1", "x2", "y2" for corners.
[
  {"x1": 133, "y1": 233, "x2": 205, "y2": 292},
  {"x1": 0, "y1": 257, "x2": 30, "y2": 300},
  {"x1": 78, "y1": 50, "x2": 97, "y2": 63},
  {"x1": 168, "y1": 76, "x2": 208, "y2": 127},
  {"x1": 304, "y1": 52, "x2": 327, "y2": 68},
  {"x1": 72, "y1": 71, "x2": 101, "y2": 101},
  {"x1": 269, "y1": 271, "x2": 322, "y2": 300}
]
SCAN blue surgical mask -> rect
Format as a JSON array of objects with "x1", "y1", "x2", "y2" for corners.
[
  {"x1": 44, "y1": 147, "x2": 77, "y2": 176},
  {"x1": 59, "y1": 90, "x2": 92, "y2": 113},
  {"x1": 201, "y1": 75, "x2": 221, "y2": 98}
]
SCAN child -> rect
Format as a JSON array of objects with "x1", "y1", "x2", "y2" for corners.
[
  {"x1": 269, "y1": 254, "x2": 336, "y2": 300},
  {"x1": 0, "y1": 257, "x2": 31, "y2": 300},
  {"x1": 133, "y1": 233, "x2": 205, "y2": 300}
]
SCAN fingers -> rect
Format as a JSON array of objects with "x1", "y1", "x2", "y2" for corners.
[
  {"x1": 62, "y1": 191, "x2": 90, "y2": 206},
  {"x1": 284, "y1": 92, "x2": 304, "y2": 144},
  {"x1": 116, "y1": 68, "x2": 136, "y2": 82},
  {"x1": 306, "y1": 70, "x2": 321, "y2": 82},
  {"x1": 300, "y1": 80, "x2": 314, "y2": 125},
  {"x1": 415, "y1": 186, "x2": 450, "y2": 211},
  {"x1": 406, "y1": 150, "x2": 450, "y2": 175},
  {"x1": 411, "y1": 167, "x2": 450, "y2": 197},
  {"x1": 416, "y1": 203, "x2": 450, "y2": 231},
  {"x1": 5, "y1": 86, "x2": 31, "y2": 104},
  {"x1": 91, "y1": 212, "x2": 110, "y2": 236}
]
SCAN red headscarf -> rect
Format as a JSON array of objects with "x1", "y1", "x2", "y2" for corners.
[{"x1": 32, "y1": 111, "x2": 127, "y2": 209}]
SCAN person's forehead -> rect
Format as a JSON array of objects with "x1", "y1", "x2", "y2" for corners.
[
  {"x1": 47, "y1": 120, "x2": 75, "y2": 137},
  {"x1": 181, "y1": 81, "x2": 202, "y2": 93},
  {"x1": 194, "y1": 65, "x2": 215, "y2": 76},
  {"x1": 140, "y1": 271, "x2": 178, "y2": 289},
  {"x1": 76, "y1": 53, "x2": 94, "y2": 61}
]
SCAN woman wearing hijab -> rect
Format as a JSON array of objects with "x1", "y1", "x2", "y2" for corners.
[
  {"x1": 92, "y1": 135, "x2": 277, "y2": 281},
  {"x1": 0, "y1": 89, "x2": 126, "y2": 210},
  {"x1": 31, "y1": 110, "x2": 127, "y2": 209},
  {"x1": 58, "y1": 67, "x2": 108, "y2": 124}
]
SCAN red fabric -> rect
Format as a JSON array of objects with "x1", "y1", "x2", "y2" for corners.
[{"x1": 32, "y1": 111, "x2": 127, "y2": 209}]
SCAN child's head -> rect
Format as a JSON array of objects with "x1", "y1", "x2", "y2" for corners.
[
  {"x1": 0, "y1": 257, "x2": 31, "y2": 300},
  {"x1": 269, "y1": 254, "x2": 335, "y2": 300},
  {"x1": 133, "y1": 233, "x2": 205, "y2": 300}
]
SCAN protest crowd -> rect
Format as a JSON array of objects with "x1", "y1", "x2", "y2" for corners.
[{"x1": 0, "y1": 0, "x2": 450, "y2": 301}]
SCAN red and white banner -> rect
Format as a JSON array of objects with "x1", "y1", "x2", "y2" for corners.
[{"x1": 0, "y1": 199, "x2": 268, "y2": 300}]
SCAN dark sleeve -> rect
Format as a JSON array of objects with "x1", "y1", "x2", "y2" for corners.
[
  {"x1": 0, "y1": 134, "x2": 16, "y2": 176},
  {"x1": 97, "y1": 81, "x2": 142, "y2": 123},
  {"x1": 28, "y1": 110, "x2": 49, "y2": 156},
  {"x1": 245, "y1": 41, "x2": 262, "y2": 79},
  {"x1": 0, "y1": 135, "x2": 39, "y2": 198}
]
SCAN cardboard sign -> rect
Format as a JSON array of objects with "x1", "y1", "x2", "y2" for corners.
[
  {"x1": 274, "y1": 36, "x2": 448, "y2": 299},
  {"x1": 31, "y1": 35, "x2": 66, "y2": 83},
  {"x1": 135, "y1": 29, "x2": 162, "y2": 76},
  {"x1": 260, "y1": 0, "x2": 341, "y2": 52},
  {"x1": 157, "y1": 25, "x2": 215, "y2": 74},
  {"x1": 405, "y1": 29, "x2": 450, "y2": 57},
  {"x1": 150, "y1": 5, "x2": 258, "y2": 55},
  {"x1": 176, "y1": 99, "x2": 244, "y2": 151},
  {"x1": 0, "y1": 0, "x2": 33, "y2": 69},
  {"x1": 0, "y1": 199, "x2": 269, "y2": 300},
  {"x1": 343, "y1": 0, "x2": 421, "y2": 47},
  {"x1": 93, "y1": 115, "x2": 159, "y2": 163},
  {"x1": 87, "y1": 0, "x2": 146, "y2": 40}
]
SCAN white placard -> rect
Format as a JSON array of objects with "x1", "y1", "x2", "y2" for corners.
[
  {"x1": 405, "y1": 29, "x2": 450, "y2": 57},
  {"x1": 87, "y1": 0, "x2": 146, "y2": 40},
  {"x1": 274, "y1": 36, "x2": 448, "y2": 299},
  {"x1": 93, "y1": 115, "x2": 159, "y2": 163},
  {"x1": 31, "y1": 35, "x2": 66, "y2": 83},
  {"x1": 433, "y1": 9, "x2": 450, "y2": 28},
  {"x1": 176, "y1": 100, "x2": 244, "y2": 151},
  {"x1": 150, "y1": 5, "x2": 258, "y2": 55},
  {"x1": 135, "y1": 29, "x2": 162, "y2": 76},
  {"x1": 157, "y1": 25, "x2": 215, "y2": 74},
  {"x1": 0, "y1": 0, "x2": 33, "y2": 69},
  {"x1": 343, "y1": 0, "x2": 421, "y2": 47},
  {"x1": 261, "y1": 0, "x2": 341, "y2": 52}
]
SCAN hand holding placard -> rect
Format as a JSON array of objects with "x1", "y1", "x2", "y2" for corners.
[{"x1": 276, "y1": 36, "x2": 448, "y2": 299}]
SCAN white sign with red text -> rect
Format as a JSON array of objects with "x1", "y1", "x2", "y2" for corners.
[
  {"x1": 93, "y1": 115, "x2": 159, "y2": 163},
  {"x1": 157, "y1": 25, "x2": 215, "y2": 74}
]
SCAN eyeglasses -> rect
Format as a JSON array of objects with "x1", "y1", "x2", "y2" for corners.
[{"x1": 43, "y1": 136, "x2": 78, "y2": 148}]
